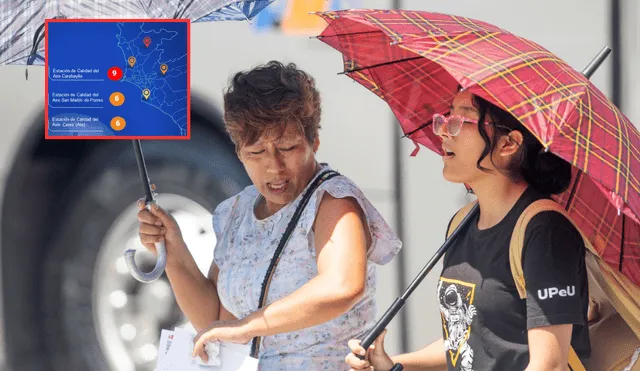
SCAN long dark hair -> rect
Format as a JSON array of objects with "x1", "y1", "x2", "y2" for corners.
[{"x1": 470, "y1": 93, "x2": 572, "y2": 195}]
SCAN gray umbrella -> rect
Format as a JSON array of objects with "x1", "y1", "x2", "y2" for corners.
[
  {"x1": 1, "y1": 0, "x2": 274, "y2": 66},
  {"x1": 0, "y1": 0, "x2": 275, "y2": 283}
]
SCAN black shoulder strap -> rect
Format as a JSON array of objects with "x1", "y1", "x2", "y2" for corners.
[{"x1": 250, "y1": 169, "x2": 340, "y2": 358}]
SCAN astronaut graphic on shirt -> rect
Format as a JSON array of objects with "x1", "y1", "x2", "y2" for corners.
[{"x1": 438, "y1": 278, "x2": 477, "y2": 371}]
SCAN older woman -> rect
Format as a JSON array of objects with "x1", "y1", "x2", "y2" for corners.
[{"x1": 136, "y1": 60, "x2": 402, "y2": 370}]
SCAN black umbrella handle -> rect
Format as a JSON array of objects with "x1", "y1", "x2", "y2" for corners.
[{"x1": 359, "y1": 298, "x2": 406, "y2": 352}]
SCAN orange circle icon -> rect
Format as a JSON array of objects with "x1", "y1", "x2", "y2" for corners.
[
  {"x1": 110, "y1": 92, "x2": 125, "y2": 106},
  {"x1": 111, "y1": 116, "x2": 126, "y2": 131}
]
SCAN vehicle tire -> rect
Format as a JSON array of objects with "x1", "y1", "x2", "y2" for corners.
[{"x1": 41, "y1": 129, "x2": 250, "y2": 371}]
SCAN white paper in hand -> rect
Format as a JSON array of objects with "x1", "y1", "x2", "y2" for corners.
[
  {"x1": 197, "y1": 341, "x2": 221, "y2": 367},
  {"x1": 154, "y1": 326, "x2": 258, "y2": 371},
  {"x1": 154, "y1": 329, "x2": 175, "y2": 371},
  {"x1": 156, "y1": 328, "x2": 193, "y2": 371},
  {"x1": 159, "y1": 329, "x2": 174, "y2": 357}
]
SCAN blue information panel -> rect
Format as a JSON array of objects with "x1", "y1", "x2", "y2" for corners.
[{"x1": 45, "y1": 19, "x2": 190, "y2": 139}]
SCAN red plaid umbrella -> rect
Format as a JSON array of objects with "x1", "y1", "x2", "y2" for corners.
[{"x1": 314, "y1": 9, "x2": 640, "y2": 286}]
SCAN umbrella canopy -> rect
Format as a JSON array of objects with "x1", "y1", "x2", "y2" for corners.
[
  {"x1": 314, "y1": 9, "x2": 640, "y2": 286},
  {"x1": 0, "y1": 0, "x2": 275, "y2": 282},
  {"x1": 0, "y1": 0, "x2": 275, "y2": 65}
]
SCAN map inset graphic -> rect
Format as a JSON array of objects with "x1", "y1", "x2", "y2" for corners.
[{"x1": 45, "y1": 19, "x2": 190, "y2": 139}]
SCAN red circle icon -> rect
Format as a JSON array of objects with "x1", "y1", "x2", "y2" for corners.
[{"x1": 107, "y1": 66, "x2": 123, "y2": 81}]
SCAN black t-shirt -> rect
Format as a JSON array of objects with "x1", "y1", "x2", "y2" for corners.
[{"x1": 438, "y1": 187, "x2": 591, "y2": 371}]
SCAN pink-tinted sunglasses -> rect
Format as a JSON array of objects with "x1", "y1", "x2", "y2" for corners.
[{"x1": 432, "y1": 113, "x2": 511, "y2": 136}]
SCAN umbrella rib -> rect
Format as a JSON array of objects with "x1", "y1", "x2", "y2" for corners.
[
  {"x1": 173, "y1": 0, "x2": 196, "y2": 19},
  {"x1": 339, "y1": 55, "x2": 425, "y2": 75},
  {"x1": 565, "y1": 171, "x2": 582, "y2": 212},
  {"x1": 403, "y1": 121, "x2": 431, "y2": 138},
  {"x1": 618, "y1": 213, "x2": 626, "y2": 272},
  {"x1": 314, "y1": 30, "x2": 386, "y2": 39},
  {"x1": 28, "y1": 22, "x2": 45, "y2": 59},
  {"x1": 28, "y1": 33, "x2": 45, "y2": 65}
]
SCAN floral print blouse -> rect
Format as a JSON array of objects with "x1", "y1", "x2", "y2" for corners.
[{"x1": 213, "y1": 164, "x2": 402, "y2": 370}]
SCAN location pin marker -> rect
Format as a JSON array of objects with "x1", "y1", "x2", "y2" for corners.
[
  {"x1": 143, "y1": 36, "x2": 151, "y2": 48},
  {"x1": 160, "y1": 64, "x2": 168, "y2": 75},
  {"x1": 142, "y1": 88, "x2": 150, "y2": 100},
  {"x1": 128, "y1": 56, "x2": 136, "y2": 68}
]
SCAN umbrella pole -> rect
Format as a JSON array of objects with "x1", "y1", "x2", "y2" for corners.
[
  {"x1": 133, "y1": 139, "x2": 155, "y2": 203},
  {"x1": 123, "y1": 140, "x2": 168, "y2": 283},
  {"x1": 582, "y1": 46, "x2": 612, "y2": 79},
  {"x1": 356, "y1": 46, "x2": 613, "y2": 362}
]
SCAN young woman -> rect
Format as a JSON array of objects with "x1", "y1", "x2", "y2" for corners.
[{"x1": 345, "y1": 88, "x2": 590, "y2": 371}]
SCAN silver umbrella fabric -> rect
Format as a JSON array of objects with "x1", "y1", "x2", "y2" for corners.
[
  {"x1": 0, "y1": 0, "x2": 275, "y2": 65},
  {"x1": 0, "y1": 0, "x2": 275, "y2": 283}
]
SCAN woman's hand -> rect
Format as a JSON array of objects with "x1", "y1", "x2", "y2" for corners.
[
  {"x1": 136, "y1": 199, "x2": 185, "y2": 256},
  {"x1": 345, "y1": 329, "x2": 395, "y2": 371},
  {"x1": 192, "y1": 320, "x2": 253, "y2": 362}
]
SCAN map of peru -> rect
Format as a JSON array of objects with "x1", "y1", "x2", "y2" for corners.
[
  {"x1": 45, "y1": 20, "x2": 189, "y2": 139},
  {"x1": 116, "y1": 23, "x2": 188, "y2": 136}
]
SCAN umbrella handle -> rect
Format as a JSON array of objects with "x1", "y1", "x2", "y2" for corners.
[{"x1": 124, "y1": 200, "x2": 168, "y2": 283}]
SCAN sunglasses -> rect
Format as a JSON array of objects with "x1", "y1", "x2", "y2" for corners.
[{"x1": 432, "y1": 113, "x2": 512, "y2": 136}]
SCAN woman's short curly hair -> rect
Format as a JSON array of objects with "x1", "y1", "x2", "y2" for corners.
[{"x1": 223, "y1": 61, "x2": 322, "y2": 150}]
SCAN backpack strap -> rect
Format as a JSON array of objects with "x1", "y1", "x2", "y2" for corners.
[
  {"x1": 509, "y1": 198, "x2": 590, "y2": 371},
  {"x1": 446, "y1": 200, "x2": 478, "y2": 239}
]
